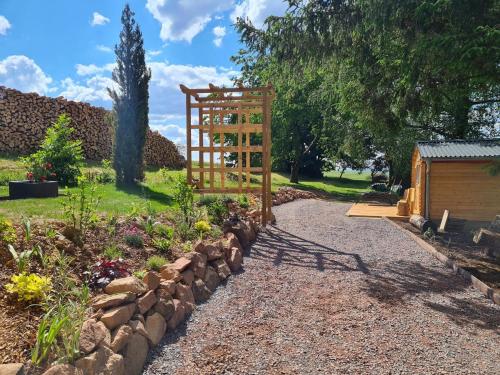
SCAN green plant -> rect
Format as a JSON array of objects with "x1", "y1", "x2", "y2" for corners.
[
  {"x1": 207, "y1": 197, "x2": 229, "y2": 225},
  {"x1": 0, "y1": 216, "x2": 17, "y2": 244},
  {"x1": 123, "y1": 227, "x2": 144, "y2": 248},
  {"x1": 32, "y1": 245, "x2": 50, "y2": 269},
  {"x1": 173, "y1": 176, "x2": 194, "y2": 225},
  {"x1": 103, "y1": 244, "x2": 123, "y2": 260},
  {"x1": 96, "y1": 159, "x2": 115, "y2": 184},
  {"x1": 22, "y1": 114, "x2": 84, "y2": 186},
  {"x1": 62, "y1": 176, "x2": 101, "y2": 245},
  {"x1": 146, "y1": 255, "x2": 168, "y2": 271},
  {"x1": 31, "y1": 307, "x2": 68, "y2": 366},
  {"x1": 5, "y1": 272, "x2": 52, "y2": 302},
  {"x1": 152, "y1": 237, "x2": 171, "y2": 253},
  {"x1": 133, "y1": 270, "x2": 147, "y2": 279},
  {"x1": 45, "y1": 227, "x2": 57, "y2": 239},
  {"x1": 195, "y1": 220, "x2": 211, "y2": 239},
  {"x1": 175, "y1": 218, "x2": 196, "y2": 241},
  {"x1": 154, "y1": 224, "x2": 174, "y2": 240},
  {"x1": 181, "y1": 241, "x2": 192, "y2": 253},
  {"x1": 8, "y1": 244, "x2": 33, "y2": 273},
  {"x1": 21, "y1": 216, "x2": 32, "y2": 243},
  {"x1": 211, "y1": 225, "x2": 223, "y2": 239},
  {"x1": 238, "y1": 195, "x2": 250, "y2": 209},
  {"x1": 144, "y1": 216, "x2": 156, "y2": 236}
]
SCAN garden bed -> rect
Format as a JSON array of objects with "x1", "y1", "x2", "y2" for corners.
[{"x1": 396, "y1": 221, "x2": 500, "y2": 291}]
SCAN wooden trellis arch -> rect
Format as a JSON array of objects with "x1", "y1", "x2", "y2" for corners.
[{"x1": 180, "y1": 83, "x2": 274, "y2": 225}]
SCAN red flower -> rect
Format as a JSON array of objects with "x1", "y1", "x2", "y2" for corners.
[
  {"x1": 26, "y1": 172, "x2": 34, "y2": 181},
  {"x1": 45, "y1": 162, "x2": 52, "y2": 169},
  {"x1": 40, "y1": 176, "x2": 46, "y2": 182}
]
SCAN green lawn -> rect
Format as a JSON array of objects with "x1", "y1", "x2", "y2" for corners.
[{"x1": 0, "y1": 157, "x2": 370, "y2": 220}]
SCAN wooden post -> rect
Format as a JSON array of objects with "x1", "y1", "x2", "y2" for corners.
[
  {"x1": 198, "y1": 106, "x2": 204, "y2": 189},
  {"x1": 261, "y1": 91, "x2": 268, "y2": 226},
  {"x1": 209, "y1": 107, "x2": 214, "y2": 191},
  {"x1": 186, "y1": 93, "x2": 192, "y2": 185}
]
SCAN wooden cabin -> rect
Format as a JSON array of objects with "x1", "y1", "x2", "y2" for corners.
[{"x1": 398, "y1": 140, "x2": 500, "y2": 223}]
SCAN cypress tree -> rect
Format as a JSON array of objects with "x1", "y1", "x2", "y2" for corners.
[{"x1": 108, "y1": 4, "x2": 151, "y2": 184}]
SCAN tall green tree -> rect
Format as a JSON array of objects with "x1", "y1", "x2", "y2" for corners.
[{"x1": 109, "y1": 4, "x2": 151, "y2": 184}]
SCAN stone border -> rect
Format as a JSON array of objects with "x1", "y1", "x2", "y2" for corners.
[
  {"x1": 0, "y1": 219, "x2": 257, "y2": 375},
  {"x1": 383, "y1": 217, "x2": 500, "y2": 305}
]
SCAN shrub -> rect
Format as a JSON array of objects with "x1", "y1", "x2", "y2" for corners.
[
  {"x1": 5, "y1": 273, "x2": 52, "y2": 302},
  {"x1": 96, "y1": 159, "x2": 115, "y2": 184},
  {"x1": 133, "y1": 270, "x2": 147, "y2": 279},
  {"x1": 85, "y1": 258, "x2": 130, "y2": 289},
  {"x1": 0, "y1": 216, "x2": 17, "y2": 244},
  {"x1": 22, "y1": 114, "x2": 84, "y2": 186},
  {"x1": 173, "y1": 176, "x2": 194, "y2": 225},
  {"x1": 238, "y1": 195, "x2": 250, "y2": 209},
  {"x1": 195, "y1": 220, "x2": 211, "y2": 239},
  {"x1": 32, "y1": 308, "x2": 67, "y2": 366},
  {"x1": 152, "y1": 237, "x2": 171, "y2": 253},
  {"x1": 146, "y1": 255, "x2": 168, "y2": 271},
  {"x1": 207, "y1": 197, "x2": 229, "y2": 225},
  {"x1": 8, "y1": 244, "x2": 34, "y2": 273},
  {"x1": 103, "y1": 244, "x2": 123, "y2": 260},
  {"x1": 62, "y1": 177, "x2": 101, "y2": 246},
  {"x1": 154, "y1": 224, "x2": 174, "y2": 240},
  {"x1": 124, "y1": 227, "x2": 144, "y2": 248}
]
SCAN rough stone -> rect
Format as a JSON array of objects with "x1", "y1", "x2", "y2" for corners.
[
  {"x1": 186, "y1": 251, "x2": 207, "y2": 279},
  {"x1": 171, "y1": 257, "x2": 191, "y2": 272},
  {"x1": 167, "y1": 299, "x2": 186, "y2": 330},
  {"x1": 145, "y1": 312, "x2": 167, "y2": 346},
  {"x1": 143, "y1": 271, "x2": 161, "y2": 290},
  {"x1": 153, "y1": 289, "x2": 175, "y2": 320},
  {"x1": 129, "y1": 319, "x2": 149, "y2": 339},
  {"x1": 211, "y1": 258, "x2": 232, "y2": 280},
  {"x1": 110, "y1": 324, "x2": 133, "y2": 353},
  {"x1": 203, "y1": 265, "x2": 220, "y2": 292},
  {"x1": 223, "y1": 219, "x2": 251, "y2": 248},
  {"x1": 191, "y1": 278, "x2": 212, "y2": 304},
  {"x1": 180, "y1": 269, "x2": 194, "y2": 286},
  {"x1": 197, "y1": 243, "x2": 223, "y2": 261},
  {"x1": 225, "y1": 232, "x2": 242, "y2": 253},
  {"x1": 158, "y1": 279, "x2": 176, "y2": 295},
  {"x1": 75, "y1": 346, "x2": 124, "y2": 375},
  {"x1": 0, "y1": 363, "x2": 25, "y2": 375},
  {"x1": 92, "y1": 293, "x2": 136, "y2": 311},
  {"x1": 100, "y1": 303, "x2": 136, "y2": 330},
  {"x1": 175, "y1": 283, "x2": 195, "y2": 313},
  {"x1": 123, "y1": 333, "x2": 149, "y2": 375},
  {"x1": 160, "y1": 267, "x2": 181, "y2": 282},
  {"x1": 227, "y1": 246, "x2": 243, "y2": 272},
  {"x1": 104, "y1": 277, "x2": 147, "y2": 295},
  {"x1": 41, "y1": 364, "x2": 80, "y2": 375},
  {"x1": 79, "y1": 319, "x2": 110, "y2": 354},
  {"x1": 137, "y1": 290, "x2": 157, "y2": 314}
]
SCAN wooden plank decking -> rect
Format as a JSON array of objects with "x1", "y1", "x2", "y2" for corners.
[{"x1": 346, "y1": 203, "x2": 409, "y2": 220}]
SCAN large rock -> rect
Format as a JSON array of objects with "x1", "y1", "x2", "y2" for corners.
[
  {"x1": 158, "y1": 280, "x2": 176, "y2": 295},
  {"x1": 79, "y1": 319, "x2": 110, "y2": 354},
  {"x1": 171, "y1": 257, "x2": 191, "y2": 272},
  {"x1": 175, "y1": 283, "x2": 195, "y2": 313},
  {"x1": 143, "y1": 271, "x2": 161, "y2": 290},
  {"x1": 224, "y1": 232, "x2": 242, "y2": 253},
  {"x1": 128, "y1": 319, "x2": 149, "y2": 339},
  {"x1": 0, "y1": 364, "x2": 25, "y2": 375},
  {"x1": 180, "y1": 269, "x2": 194, "y2": 286},
  {"x1": 100, "y1": 303, "x2": 136, "y2": 330},
  {"x1": 195, "y1": 242, "x2": 223, "y2": 261},
  {"x1": 145, "y1": 313, "x2": 166, "y2": 346},
  {"x1": 110, "y1": 324, "x2": 133, "y2": 353},
  {"x1": 153, "y1": 289, "x2": 175, "y2": 320},
  {"x1": 223, "y1": 219, "x2": 251, "y2": 248},
  {"x1": 123, "y1": 333, "x2": 149, "y2": 375},
  {"x1": 226, "y1": 246, "x2": 243, "y2": 272},
  {"x1": 137, "y1": 290, "x2": 157, "y2": 314},
  {"x1": 41, "y1": 365, "x2": 80, "y2": 375},
  {"x1": 92, "y1": 293, "x2": 136, "y2": 311},
  {"x1": 211, "y1": 258, "x2": 231, "y2": 280},
  {"x1": 191, "y1": 278, "x2": 212, "y2": 304},
  {"x1": 160, "y1": 267, "x2": 181, "y2": 282},
  {"x1": 186, "y1": 251, "x2": 207, "y2": 279},
  {"x1": 75, "y1": 346, "x2": 124, "y2": 375},
  {"x1": 104, "y1": 277, "x2": 147, "y2": 295},
  {"x1": 203, "y1": 266, "x2": 220, "y2": 292},
  {"x1": 167, "y1": 299, "x2": 185, "y2": 330}
]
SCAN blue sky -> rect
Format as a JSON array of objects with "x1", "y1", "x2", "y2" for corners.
[{"x1": 0, "y1": 0, "x2": 287, "y2": 146}]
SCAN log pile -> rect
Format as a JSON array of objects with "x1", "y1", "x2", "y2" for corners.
[{"x1": 0, "y1": 86, "x2": 184, "y2": 169}]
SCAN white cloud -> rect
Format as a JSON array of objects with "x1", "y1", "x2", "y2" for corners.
[
  {"x1": 0, "y1": 55, "x2": 52, "y2": 94},
  {"x1": 146, "y1": 0, "x2": 233, "y2": 42},
  {"x1": 75, "y1": 63, "x2": 115, "y2": 76},
  {"x1": 0, "y1": 15, "x2": 11, "y2": 36},
  {"x1": 59, "y1": 75, "x2": 115, "y2": 103},
  {"x1": 91, "y1": 12, "x2": 110, "y2": 26},
  {"x1": 147, "y1": 50, "x2": 162, "y2": 57},
  {"x1": 97, "y1": 45, "x2": 112, "y2": 53},
  {"x1": 212, "y1": 26, "x2": 226, "y2": 47},
  {"x1": 231, "y1": 0, "x2": 288, "y2": 28}
]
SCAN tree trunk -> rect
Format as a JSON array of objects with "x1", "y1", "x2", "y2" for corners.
[
  {"x1": 290, "y1": 158, "x2": 301, "y2": 183},
  {"x1": 339, "y1": 166, "x2": 346, "y2": 179}
]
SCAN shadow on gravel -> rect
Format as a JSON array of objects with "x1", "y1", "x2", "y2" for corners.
[
  {"x1": 249, "y1": 226, "x2": 370, "y2": 274},
  {"x1": 363, "y1": 261, "x2": 466, "y2": 304}
]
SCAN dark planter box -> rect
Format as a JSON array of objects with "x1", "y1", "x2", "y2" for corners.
[{"x1": 9, "y1": 181, "x2": 59, "y2": 199}]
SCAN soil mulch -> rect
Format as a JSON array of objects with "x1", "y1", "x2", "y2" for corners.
[
  {"x1": 144, "y1": 199, "x2": 500, "y2": 375},
  {"x1": 398, "y1": 221, "x2": 500, "y2": 291}
]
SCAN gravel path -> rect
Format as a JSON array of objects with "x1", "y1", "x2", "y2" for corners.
[{"x1": 144, "y1": 199, "x2": 500, "y2": 375}]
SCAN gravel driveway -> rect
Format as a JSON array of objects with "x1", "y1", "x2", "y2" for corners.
[{"x1": 144, "y1": 199, "x2": 500, "y2": 375}]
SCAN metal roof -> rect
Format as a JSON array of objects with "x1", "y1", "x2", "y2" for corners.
[{"x1": 417, "y1": 139, "x2": 500, "y2": 160}]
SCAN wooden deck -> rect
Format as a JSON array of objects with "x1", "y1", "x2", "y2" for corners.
[{"x1": 346, "y1": 203, "x2": 409, "y2": 220}]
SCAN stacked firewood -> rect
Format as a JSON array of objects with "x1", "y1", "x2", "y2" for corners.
[{"x1": 144, "y1": 130, "x2": 186, "y2": 169}]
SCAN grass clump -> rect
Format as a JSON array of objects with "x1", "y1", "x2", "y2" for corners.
[
  {"x1": 103, "y1": 244, "x2": 123, "y2": 260},
  {"x1": 146, "y1": 255, "x2": 168, "y2": 271}
]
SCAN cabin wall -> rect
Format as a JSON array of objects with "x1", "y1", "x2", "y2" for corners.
[{"x1": 429, "y1": 160, "x2": 500, "y2": 222}]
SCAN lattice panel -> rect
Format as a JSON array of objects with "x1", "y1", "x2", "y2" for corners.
[{"x1": 180, "y1": 84, "x2": 274, "y2": 225}]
